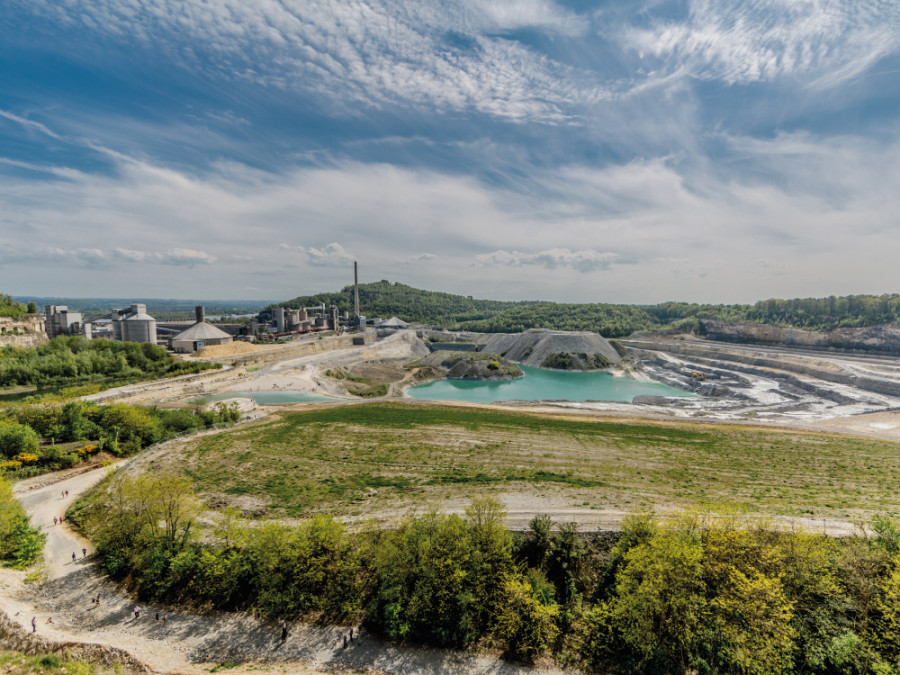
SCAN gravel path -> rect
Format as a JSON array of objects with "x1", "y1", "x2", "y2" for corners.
[{"x1": 1, "y1": 465, "x2": 568, "y2": 675}]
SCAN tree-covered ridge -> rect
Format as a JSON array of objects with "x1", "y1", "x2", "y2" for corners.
[
  {"x1": 0, "y1": 337, "x2": 219, "y2": 388},
  {"x1": 273, "y1": 280, "x2": 525, "y2": 324},
  {"x1": 0, "y1": 294, "x2": 28, "y2": 319},
  {"x1": 274, "y1": 282, "x2": 900, "y2": 336}
]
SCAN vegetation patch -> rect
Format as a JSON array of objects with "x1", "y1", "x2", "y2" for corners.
[
  {"x1": 0, "y1": 336, "x2": 219, "y2": 390},
  {"x1": 325, "y1": 367, "x2": 388, "y2": 397},
  {"x1": 167, "y1": 402, "x2": 900, "y2": 521},
  {"x1": 71, "y1": 473, "x2": 900, "y2": 673}
]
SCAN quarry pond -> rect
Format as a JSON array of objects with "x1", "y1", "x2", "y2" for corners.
[{"x1": 407, "y1": 364, "x2": 693, "y2": 404}]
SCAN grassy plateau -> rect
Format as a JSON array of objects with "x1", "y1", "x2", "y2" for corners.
[{"x1": 169, "y1": 402, "x2": 900, "y2": 521}]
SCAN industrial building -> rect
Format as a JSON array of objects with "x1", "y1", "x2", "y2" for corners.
[
  {"x1": 170, "y1": 306, "x2": 233, "y2": 353},
  {"x1": 111, "y1": 304, "x2": 157, "y2": 343},
  {"x1": 45, "y1": 305, "x2": 85, "y2": 339}
]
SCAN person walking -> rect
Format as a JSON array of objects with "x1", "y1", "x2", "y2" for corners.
[
  {"x1": 71, "y1": 552, "x2": 76, "y2": 563},
  {"x1": 162, "y1": 613, "x2": 167, "y2": 625},
  {"x1": 82, "y1": 547, "x2": 87, "y2": 558},
  {"x1": 134, "y1": 606, "x2": 141, "y2": 619},
  {"x1": 53, "y1": 516, "x2": 57, "y2": 526},
  {"x1": 281, "y1": 621, "x2": 288, "y2": 643},
  {"x1": 31, "y1": 617, "x2": 36, "y2": 632}
]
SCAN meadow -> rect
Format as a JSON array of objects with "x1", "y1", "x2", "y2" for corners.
[{"x1": 174, "y1": 402, "x2": 900, "y2": 521}]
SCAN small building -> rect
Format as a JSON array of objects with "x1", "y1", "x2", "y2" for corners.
[{"x1": 170, "y1": 306, "x2": 233, "y2": 353}]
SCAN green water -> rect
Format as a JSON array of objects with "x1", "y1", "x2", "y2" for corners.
[
  {"x1": 407, "y1": 365, "x2": 692, "y2": 404},
  {"x1": 205, "y1": 391, "x2": 333, "y2": 404}
]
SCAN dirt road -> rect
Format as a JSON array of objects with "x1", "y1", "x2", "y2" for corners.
[{"x1": 2, "y1": 465, "x2": 565, "y2": 675}]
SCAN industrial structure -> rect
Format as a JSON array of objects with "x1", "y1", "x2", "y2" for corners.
[
  {"x1": 111, "y1": 304, "x2": 157, "y2": 343},
  {"x1": 170, "y1": 306, "x2": 234, "y2": 353},
  {"x1": 44, "y1": 305, "x2": 84, "y2": 339}
]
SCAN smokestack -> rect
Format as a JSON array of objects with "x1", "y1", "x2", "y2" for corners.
[
  {"x1": 195, "y1": 306, "x2": 205, "y2": 324},
  {"x1": 353, "y1": 261, "x2": 360, "y2": 317}
]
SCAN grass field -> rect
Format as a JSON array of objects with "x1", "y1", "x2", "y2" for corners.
[{"x1": 171, "y1": 402, "x2": 900, "y2": 521}]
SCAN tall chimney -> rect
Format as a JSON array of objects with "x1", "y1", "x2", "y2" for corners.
[
  {"x1": 353, "y1": 261, "x2": 360, "y2": 317},
  {"x1": 195, "y1": 306, "x2": 205, "y2": 324}
]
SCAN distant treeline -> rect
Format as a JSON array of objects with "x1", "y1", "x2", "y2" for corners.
[
  {"x1": 71, "y1": 479, "x2": 900, "y2": 673},
  {"x1": 0, "y1": 337, "x2": 219, "y2": 388},
  {"x1": 273, "y1": 282, "x2": 900, "y2": 337}
]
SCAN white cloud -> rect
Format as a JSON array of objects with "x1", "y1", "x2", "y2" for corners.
[
  {"x1": 1, "y1": 137, "x2": 898, "y2": 302},
  {"x1": 160, "y1": 248, "x2": 215, "y2": 266},
  {"x1": 301, "y1": 243, "x2": 355, "y2": 267},
  {"x1": 620, "y1": 0, "x2": 900, "y2": 87},
  {"x1": 21, "y1": 0, "x2": 606, "y2": 123},
  {"x1": 0, "y1": 108, "x2": 62, "y2": 139},
  {"x1": 476, "y1": 248, "x2": 620, "y2": 272}
]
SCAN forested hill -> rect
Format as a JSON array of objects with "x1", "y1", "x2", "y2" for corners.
[
  {"x1": 274, "y1": 280, "x2": 526, "y2": 325},
  {"x1": 273, "y1": 283, "x2": 900, "y2": 338}
]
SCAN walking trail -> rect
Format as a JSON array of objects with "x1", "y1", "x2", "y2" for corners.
[{"x1": 1, "y1": 464, "x2": 565, "y2": 675}]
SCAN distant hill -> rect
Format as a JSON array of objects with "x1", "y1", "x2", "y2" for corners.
[{"x1": 274, "y1": 282, "x2": 900, "y2": 338}]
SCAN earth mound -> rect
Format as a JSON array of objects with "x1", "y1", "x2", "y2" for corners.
[
  {"x1": 476, "y1": 329, "x2": 622, "y2": 370},
  {"x1": 415, "y1": 351, "x2": 522, "y2": 380}
]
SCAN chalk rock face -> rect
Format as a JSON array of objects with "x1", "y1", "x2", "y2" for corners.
[
  {"x1": 475, "y1": 329, "x2": 622, "y2": 370},
  {"x1": 701, "y1": 320, "x2": 900, "y2": 356},
  {"x1": 0, "y1": 315, "x2": 47, "y2": 348}
]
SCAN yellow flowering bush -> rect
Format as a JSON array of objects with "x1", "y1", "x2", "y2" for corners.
[{"x1": 13, "y1": 452, "x2": 39, "y2": 464}]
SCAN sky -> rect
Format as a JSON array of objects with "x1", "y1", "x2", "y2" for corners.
[{"x1": 1, "y1": 0, "x2": 899, "y2": 304}]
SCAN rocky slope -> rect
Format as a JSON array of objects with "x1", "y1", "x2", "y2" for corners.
[
  {"x1": 700, "y1": 320, "x2": 900, "y2": 355},
  {"x1": 475, "y1": 329, "x2": 622, "y2": 370}
]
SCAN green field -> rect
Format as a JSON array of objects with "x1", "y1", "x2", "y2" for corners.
[{"x1": 166, "y1": 402, "x2": 900, "y2": 521}]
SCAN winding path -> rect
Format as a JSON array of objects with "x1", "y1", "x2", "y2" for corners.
[{"x1": 2, "y1": 465, "x2": 562, "y2": 675}]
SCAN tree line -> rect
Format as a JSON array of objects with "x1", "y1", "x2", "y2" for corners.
[
  {"x1": 0, "y1": 337, "x2": 219, "y2": 389},
  {"x1": 0, "y1": 400, "x2": 240, "y2": 478},
  {"x1": 272, "y1": 283, "x2": 900, "y2": 337},
  {"x1": 71, "y1": 475, "x2": 900, "y2": 673}
]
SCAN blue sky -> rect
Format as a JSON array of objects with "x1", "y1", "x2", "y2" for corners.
[{"x1": 1, "y1": 0, "x2": 898, "y2": 303}]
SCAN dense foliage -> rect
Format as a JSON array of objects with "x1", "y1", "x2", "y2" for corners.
[
  {"x1": 0, "y1": 400, "x2": 240, "y2": 477},
  {"x1": 0, "y1": 294, "x2": 29, "y2": 319},
  {"x1": 73, "y1": 476, "x2": 900, "y2": 673},
  {"x1": 0, "y1": 475, "x2": 44, "y2": 568},
  {"x1": 0, "y1": 337, "x2": 219, "y2": 388},
  {"x1": 275, "y1": 282, "x2": 900, "y2": 336}
]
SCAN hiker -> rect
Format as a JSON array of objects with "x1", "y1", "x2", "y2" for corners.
[
  {"x1": 96, "y1": 594, "x2": 101, "y2": 605},
  {"x1": 281, "y1": 621, "x2": 288, "y2": 643},
  {"x1": 343, "y1": 634, "x2": 348, "y2": 649},
  {"x1": 155, "y1": 611, "x2": 160, "y2": 621},
  {"x1": 72, "y1": 552, "x2": 76, "y2": 563},
  {"x1": 134, "y1": 606, "x2": 141, "y2": 619},
  {"x1": 162, "y1": 613, "x2": 167, "y2": 624},
  {"x1": 53, "y1": 516, "x2": 57, "y2": 526},
  {"x1": 31, "y1": 617, "x2": 36, "y2": 632},
  {"x1": 82, "y1": 547, "x2": 87, "y2": 558},
  {"x1": 349, "y1": 627, "x2": 354, "y2": 641},
  {"x1": 65, "y1": 490, "x2": 69, "y2": 497}
]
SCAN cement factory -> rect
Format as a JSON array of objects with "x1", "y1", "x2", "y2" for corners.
[{"x1": 39, "y1": 262, "x2": 405, "y2": 354}]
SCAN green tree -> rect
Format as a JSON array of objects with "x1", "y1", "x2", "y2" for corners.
[{"x1": 0, "y1": 423, "x2": 40, "y2": 458}]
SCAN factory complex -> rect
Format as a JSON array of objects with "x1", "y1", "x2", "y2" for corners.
[{"x1": 35, "y1": 262, "x2": 404, "y2": 354}]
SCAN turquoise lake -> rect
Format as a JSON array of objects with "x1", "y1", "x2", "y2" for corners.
[
  {"x1": 407, "y1": 365, "x2": 692, "y2": 404},
  {"x1": 204, "y1": 391, "x2": 333, "y2": 404}
]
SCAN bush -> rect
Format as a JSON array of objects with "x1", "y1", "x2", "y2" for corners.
[{"x1": 0, "y1": 423, "x2": 39, "y2": 459}]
